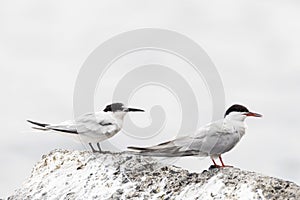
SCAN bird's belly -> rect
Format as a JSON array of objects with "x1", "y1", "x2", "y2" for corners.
[{"x1": 77, "y1": 129, "x2": 120, "y2": 143}]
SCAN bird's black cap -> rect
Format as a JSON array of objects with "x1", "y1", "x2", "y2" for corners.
[
  {"x1": 103, "y1": 103, "x2": 124, "y2": 112},
  {"x1": 224, "y1": 104, "x2": 249, "y2": 117}
]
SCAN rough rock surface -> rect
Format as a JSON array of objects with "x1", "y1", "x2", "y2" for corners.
[{"x1": 8, "y1": 149, "x2": 300, "y2": 200}]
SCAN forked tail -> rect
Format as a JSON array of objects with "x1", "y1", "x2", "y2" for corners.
[{"x1": 27, "y1": 120, "x2": 50, "y2": 131}]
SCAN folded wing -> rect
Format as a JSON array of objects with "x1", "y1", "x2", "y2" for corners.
[
  {"x1": 27, "y1": 112, "x2": 120, "y2": 139},
  {"x1": 128, "y1": 119, "x2": 231, "y2": 157}
]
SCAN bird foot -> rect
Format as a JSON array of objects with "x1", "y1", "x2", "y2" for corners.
[
  {"x1": 92, "y1": 150, "x2": 102, "y2": 153},
  {"x1": 222, "y1": 165, "x2": 233, "y2": 168},
  {"x1": 209, "y1": 165, "x2": 233, "y2": 169},
  {"x1": 209, "y1": 165, "x2": 222, "y2": 169}
]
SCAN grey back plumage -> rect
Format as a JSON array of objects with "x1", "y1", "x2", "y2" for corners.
[{"x1": 128, "y1": 118, "x2": 246, "y2": 157}]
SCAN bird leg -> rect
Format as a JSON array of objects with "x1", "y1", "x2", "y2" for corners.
[
  {"x1": 211, "y1": 157, "x2": 222, "y2": 168},
  {"x1": 96, "y1": 142, "x2": 102, "y2": 152},
  {"x1": 88, "y1": 143, "x2": 98, "y2": 153},
  {"x1": 218, "y1": 155, "x2": 233, "y2": 167}
]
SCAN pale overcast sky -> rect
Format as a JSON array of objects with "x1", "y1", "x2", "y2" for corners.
[{"x1": 1, "y1": 0, "x2": 300, "y2": 197}]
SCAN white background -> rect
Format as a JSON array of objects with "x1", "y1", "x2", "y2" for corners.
[{"x1": 1, "y1": 0, "x2": 300, "y2": 197}]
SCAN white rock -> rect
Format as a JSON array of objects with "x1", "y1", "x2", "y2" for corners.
[{"x1": 8, "y1": 149, "x2": 300, "y2": 200}]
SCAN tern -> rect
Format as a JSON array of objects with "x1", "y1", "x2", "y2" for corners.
[
  {"x1": 27, "y1": 103, "x2": 144, "y2": 152},
  {"x1": 128, "y1": 104, "x2": 262, "y2": 167}
]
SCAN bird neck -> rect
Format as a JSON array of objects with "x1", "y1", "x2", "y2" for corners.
[
  {"x1": 112, "y1": 112, "x2": 127, "y2": 121},
  {"x1": 224, "y1": 115, "x2": 247, "y2": 127},
  {"x1": 224, "y1": 116, "x2": 247, "y2": 130},
  {"x1": 225, "y1": 114, "x2": 247, "y2": 122}
]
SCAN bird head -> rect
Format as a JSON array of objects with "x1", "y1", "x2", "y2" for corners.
[
  {"x1": 103, "y1": 102, "x2": 144, "y2": 113},
  {"x1": 224, "y1": 104, "x2": 262, "y2": 121}
]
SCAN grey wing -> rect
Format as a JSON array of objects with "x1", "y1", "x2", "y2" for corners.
[
  {"x1": 47, "y1": 112, "x2": 119, "y2": 139},
  {"x1": 165, "y1": 121, "x2": 226, "y2": 155},
  {"x1": 195, "y1": 120, "x2": 242, "y2": 156},
  {"x1": 128, "y1": 136, "x2": 208, "y2": 157},
  {"x1": 128, "y1": 119, "x2": 240, "y2": 157},
  {"x1": 208, "y1": 132, "x2": 241, "y2": 155},
  {"x1": 74, "y1": 113, "x2": 120, "y2": 139}
]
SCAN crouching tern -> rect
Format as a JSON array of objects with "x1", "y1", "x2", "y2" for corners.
[
  {"x1": 27, "y1": 103, "x2": 144, "y2": 152},
  {"x1": 128, "y1": 104, "x2": 262, "y2": 167}
]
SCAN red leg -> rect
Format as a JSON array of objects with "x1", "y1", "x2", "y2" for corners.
[
  {"x1": 219, "y1": 155, "x2": 225, "y2": 167},
  {"x1": 211, "y1": 157, "x2": 221, "y2": 167},
  {"x1": 218, "y1": 155, "x2": 233, "y2": 167}
]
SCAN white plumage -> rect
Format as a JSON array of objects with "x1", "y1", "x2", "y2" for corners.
[
  {"x1": 128, "y1": 104, "x2": 262, "y2": 167},
  {"x1": 27, "y1": 103, "x2": 144, "y2": 152},
  {"x1": 47, "y1": 112, "x2": 122, "y2": 142}
]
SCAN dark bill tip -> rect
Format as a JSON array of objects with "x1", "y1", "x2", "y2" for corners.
[
  {"x1": 245, "y1": 112, "x2": 262, "y2": 117},
  {"x1": 127, "y1": 108, "x2": 145, "y2": 112}
]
